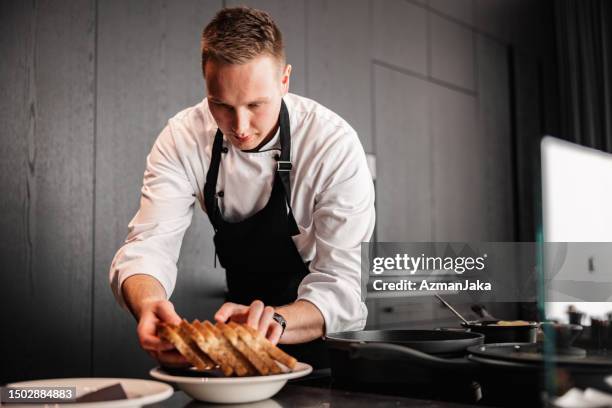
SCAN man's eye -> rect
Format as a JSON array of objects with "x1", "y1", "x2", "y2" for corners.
[
  {"x1": 248, "y1": 103, "x2": 261, "y2": 109},
  {"x1": 215, "y1": 103, "x2": 232, "y2": 110}
]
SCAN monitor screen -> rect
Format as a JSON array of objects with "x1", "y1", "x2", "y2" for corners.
[{"x1": 541, "y1": 136, "x2": 612, "y2": 323}]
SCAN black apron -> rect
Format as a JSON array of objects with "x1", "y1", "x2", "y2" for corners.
[{"x1": 203, "y1": 100, "x2": 329, "y2": 368}]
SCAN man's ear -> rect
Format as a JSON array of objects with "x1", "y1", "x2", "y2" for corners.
[{"x1": 281, "y1": 64, "x2": 292, "y2": 95}]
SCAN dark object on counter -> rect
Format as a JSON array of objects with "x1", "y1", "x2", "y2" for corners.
[
  {"x1": 540, "y1": 322, "x2": 583, "y2": 349},
  {"x1": 590, "y1": 318, "x2": 610, "y2": 349},
  {"x1": 568, "y1": 311, "x2": 584, "y2": 325},
  {"x1": 459, "y1": 321, "x2": 539, "y2": 344},
  {"x1": 75, "y1": 383, "x2": 127, "y2": 403},
  {"x1": 325, "y1": 330, "x2": 484, "y2": 403},
  {"x1": 567, "y1": 305, "x2": 585, "y2": 326}
]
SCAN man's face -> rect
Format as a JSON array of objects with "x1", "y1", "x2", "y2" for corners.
[{"x1": 205, "y1": 55, "x2": 291, "y2": 151}]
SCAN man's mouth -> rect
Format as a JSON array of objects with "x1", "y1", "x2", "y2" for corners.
[{"x1": 233, "y1": 134, "x2": 253, "y2": 142}]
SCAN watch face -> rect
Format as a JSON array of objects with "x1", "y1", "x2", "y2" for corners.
[{"x1": 273, "y1": 313, "x2": 286, "y2": 330}]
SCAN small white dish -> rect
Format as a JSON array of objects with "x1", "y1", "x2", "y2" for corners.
[
  {"x1": 4, "y1": 377, "x2": 173, "y2": 407},
  {"x1": 150, "y1": 362, "x2": 312, "y2": 404}
]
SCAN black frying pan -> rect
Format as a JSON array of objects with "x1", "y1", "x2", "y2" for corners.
[
  {"x1": 325, "y1": 329, "x2": 484, "y2": 356},
  {"x1": 324, "y1": 330, "x2": 485, "y2": 402}
]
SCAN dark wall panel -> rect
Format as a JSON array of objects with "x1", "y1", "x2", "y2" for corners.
[
  {"x1": 430, "y1": 12, "x2": 476, "y2": 92},
  {"x1": 0, "y1": 0, "x2": 95, "y2": 383},
  {"x1": 372, "y1": 0, "x2": 427, "y2": 75},
  {"x1": 430, "y1": 84, "x2": 484, "y2": 241},
  {"x1": 476, "y1": 35, "x2": 514, "y2": 241},
  {"x1": 306, "y1": 0, "x2": 372, "y2": 152},
  {"x1": 512, "y1": 51, "x2": 542, "y2": 242},
  {"x1": 374, "y1": 65, "x2": 432, "y2": 242},
  {"x1": 93, "y1": 0, "x2": 223, "y2": 377}
]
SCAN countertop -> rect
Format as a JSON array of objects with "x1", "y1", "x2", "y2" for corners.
[
  {"x1": 146, "y1": 369, "x2": 484, "y2": 407},
  {"x1": 147, "y1": 384, "x2": 482, "y2": 407}
]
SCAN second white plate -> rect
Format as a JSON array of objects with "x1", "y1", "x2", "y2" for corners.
[{"x1": 4, "y1": 377, "x2": 173, "y2": 408}]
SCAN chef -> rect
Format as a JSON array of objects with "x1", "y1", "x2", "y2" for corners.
[{"x1": 109, "y1": 6, "x2": 375, "y2": 368}]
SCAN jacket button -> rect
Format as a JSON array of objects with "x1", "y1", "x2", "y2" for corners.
[
  {"x1": 217, "y1": 191, "x2": 224, "y2": 198},
  {"x1": 222, "y1": 146, "x2": 229, "y2": 153}
]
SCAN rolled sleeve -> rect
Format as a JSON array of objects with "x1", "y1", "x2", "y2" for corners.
[
  {"x1": 297, "y1": 134, "x2": 375, "y2": 334},
  {"x1": 109, "y1": 124, "x2": 197, "y2": 310}
]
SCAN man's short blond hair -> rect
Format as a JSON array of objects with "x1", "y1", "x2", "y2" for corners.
[{"x1": 201, "y1": 6, "x2": 285, "y2": 75}]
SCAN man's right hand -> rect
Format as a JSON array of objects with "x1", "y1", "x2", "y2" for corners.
[
  {"x1": 122, "y1": 274, "x2": 189, "y2": 367},
  {"x1": 136, "y1": 299, "x2": 189, "y2": 367}
]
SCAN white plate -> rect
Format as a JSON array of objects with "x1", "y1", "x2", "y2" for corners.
[
  {"x1": 150, "y1": 362, "x2": 312, "y2": 404},
  {"x1": 4, "y1": 377, "x2": 173, "y2": 408}
]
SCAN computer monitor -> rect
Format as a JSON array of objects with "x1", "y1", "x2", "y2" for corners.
[{"x1": 541, "y1": 136, "x2": 612, "y2": 323}]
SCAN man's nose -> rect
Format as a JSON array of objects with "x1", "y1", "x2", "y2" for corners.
[{"x1": 232, "y1": 109, "x2": 249, "y2": 135}]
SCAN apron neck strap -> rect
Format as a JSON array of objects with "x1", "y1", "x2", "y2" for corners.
[
  {"x1": 277, "y1": 99, "x2": 293, "y2": 197},
  {"x1": 277, "y1": 100, "x2": 300, "y2": 236},
  {"x1": 277, "y1": 99, "x2": 291, "y2": 167},
  {"x1": 204, "y1": 127, "x2": 224, "y2": 228}
]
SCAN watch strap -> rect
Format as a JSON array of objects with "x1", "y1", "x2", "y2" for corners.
[{"x1": 272, "y1": 312, "x2": 287, "y2": 335}]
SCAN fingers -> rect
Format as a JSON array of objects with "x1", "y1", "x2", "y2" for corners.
[
  {"x1": 215, "y1": 301, "x2": 283, "y2": 342},
  {"x1": 266, "y1": 320, "x2": 283, "y2": 345},
  {"x1": 214, "y1": 302, "x2": 250, "y2": 323},
  {"x1": 258, "y1": 306, "x2": 275, "y2": 336},
  {"x1": 138, "y1": 315, "x2": 174, "y2": 351},
  {"x1": 139, "y1": 330, "x2": 175, "y2": 351},
  {"x1": 137, "y1": 300, "x2": 180, "y2": 352},
  {"x1": 155, "y1": 300, "x2": 182, "y2": 325},
  {"x1": 246, "y1": 300, "x2": 265, "y2": 329}
]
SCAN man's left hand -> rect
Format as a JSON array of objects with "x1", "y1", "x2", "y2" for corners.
[{"x1": 214, "y1": 300, "x2": 283, "y2": 344}]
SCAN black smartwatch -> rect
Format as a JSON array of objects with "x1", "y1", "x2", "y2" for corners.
[{"x1": 272, "y1": 312, "x2": 287, "y2": 335}]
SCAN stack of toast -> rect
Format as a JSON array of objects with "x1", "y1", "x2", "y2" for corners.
[{"x1": 157, "y1": 320, "x2": 298, "y2": 376}]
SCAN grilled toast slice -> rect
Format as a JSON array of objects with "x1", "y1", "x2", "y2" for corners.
[
  {"x1": 241, "y1": 324, "x2": 298, "y2": 369},
  {"x1": 202, "y1": 320, "x2": 256, "y2": 376},
  {"x1": 217, "y1": 322, "x2": 271, "y2": 375},
  {"x1": 229, "y1": 322, "x2": 282, "y2": 374},
  {"x1": 157, "y1": 323, "x2": 211, "y2": 371},
  {"x1": 180, "y1": 319, "x2": 233, "y2": 376}
]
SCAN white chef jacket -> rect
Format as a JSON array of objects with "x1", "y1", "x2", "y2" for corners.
[{"x1": 109, "y1": 92, "x2": 375, "y2": 334}]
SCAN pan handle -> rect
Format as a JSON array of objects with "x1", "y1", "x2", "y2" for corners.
[{"x1": 348, "y1": 342, "x2": 476, "y2": 370}]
